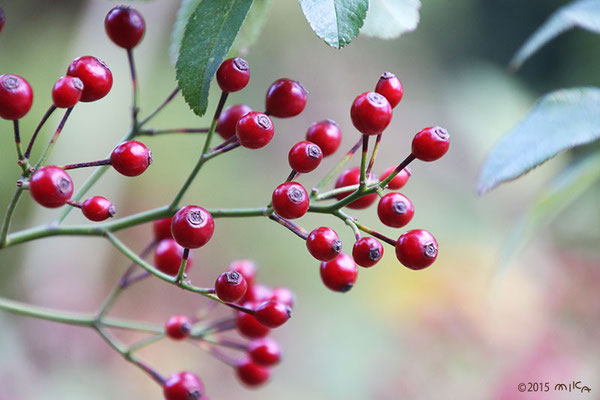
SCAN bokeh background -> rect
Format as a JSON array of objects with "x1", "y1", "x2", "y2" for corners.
[{"x1": 1, "y1": 1, "x2": 599, "y2": 399}]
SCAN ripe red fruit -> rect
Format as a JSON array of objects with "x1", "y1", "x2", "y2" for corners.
[
  {"x1": 320, "y1": 253, "x2": 358, "y2": 293},
  {"x1": 248, "y1": 338, "x2": 281, "y2": 366},
  {"x1": 228, "y1": 260, "x2": 257, "y2": 287},
  {"x1": 306, "y1": 119, "x2": 342, "y2": 157},
  {"x1": 236, "y1": 306, "x2": 270, "y2": 338},
  {"x1": 236, "y1": 111, "x2": 274, "y2": 149},
  {"x1": 395, "y1": 229, "x2": 438, "y2": 270},
  {"x1": 375, "y1": 72, "x2": 403, "y2": 108},
  {"x1": 241, "y1": 283, "x2": 272, "y2": 304},
  {"x1": 165, "y1": 315, "x2": 192, "y2": 340},
  {"x1": 306, "y1": 227, "x2": 342, "y2": 262},
  {"x1": 350, "y1": 91, "x2": 392, "y2": 136},
  {"x1": 216, "y1": 104, "x2": 252, "y2": 140},
  {"x1": 0, "y1": 74, "x2": 33, "y2": 120},
  {"x1": 377, "y1": 192, "x2": 414, "y2": 228},
  {"x1": 82, "y1": 196, "x2": 115, "y2": 221},
  {"x1": 215, "y1": 271, "x2": 248, "y2": 303},
  {"x1": 271, "y1": 182, "x2": 309, "y2": 219},
  {"x1": 110, "y1": 140, "x2": 152, "y2": 176},
  {"x1": 236, "y1": 357, "x2": 270, "y2": 387},
  {"x1": 270, "y1": 287, "x2": 295, "y2": 308},
  {"x1": 265, "y1": 78, "x2": 307, "y2": 118},
  {"x1": 29, "y1": 166, "x2": 73, "y2": 208},
  {"x1": 253, "y1": 300, "x2": 291, "y2": 328},
  {"x1": 412, "y1": 126, "x2": 450, "y2": 161},
  {"x1": 163, "y1": 371, "x2": 204, "y2": 400},
  {"x1": 51, "y1": 76, "x2": 83, "y2": 108},
  {"x1": 334, "y1": 167, "x2": 377, "y2": 209},
  {"x1": 66, "y1": 56, "x2": 112, "y2": 102},
  {"x1": 216, "y1": 57, "x2": 250, "y2": 93},
  {"x1": 153, "y1": 217, "x2": 173, "y2": 241},
  {"x1": 288, "y1": 141, "x2": 322, "y2": 173},
  {"x1": 154, "y1": 238, "x2": 192, "y2": 276},
  {"x1": 379, "y1": 165, "x2": 411, "y2": 190},
  {"x1": 104, "y1": 6, "x2": 145, "y2": 49},
  {"x1": 352, "y1": 237, "x2": 383, "y2": 268},
  {"x1": 171, "y1": 205, "x2": 214, "y2": 249}
]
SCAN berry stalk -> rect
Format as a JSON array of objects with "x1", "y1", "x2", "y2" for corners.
[{"x1": 24, "y1": 105, "x2": 57, "y2": 159}]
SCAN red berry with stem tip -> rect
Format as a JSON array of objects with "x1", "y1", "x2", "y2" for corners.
[
  {"x1": 379, "y1": 165, "x2": 411, "y2": 190},
  {"x1": 320, "y1": 253, "x2": 358, "y2": 293},
  {"x1": 236, "y1": 357, "x2": 270, "y2": 387},
  {"x1": 271, "y1": 182, "x2": 309, "y2": 219},
  {"x1": 377, "y1": 192, "x2": 414, "y2": 228},
  {"x1": 0, "y1": 74, "x2": 33, "y2": 120},
  {"x1": 306, "y1": 119, "x2": 342, "y2": 157},
  {"x1": 236, "y1": 305, "x2": 270, "y2": 338},
  {"x1": 215, "y1": 271, "x2": 248, "y2": 303},
  {"x1": 395, "y1": 229, "x2": 438, "y2": 270},
  {"x1": 29, "y1": 166, "x2": 73, "y2": 208},
  {"x1": 270, "y1": 287, "x2": 295, "y2": 308},
  {"x1": 171, "y1": 205, "x2": 214, "y2": 249},
  {"x1": 248, "y1": 337, "x2": 281, "y2": 366},
  {"x1": 352, "y1": 237, "x2": 383, "y2": 268},
  {"x1": 82, "y1": 196, "x2": 115, "y2": 222},
  {"x1": 216, "y1": 57, "x2": 250, "y2": 93},
  {"x1": 351, "y1": 91, "x2": 392, "y2": 136},
  {"x1": 154, "y1": 238, "x2": 192, "y2": 276},
  {"x1": 66, "y1": 56, "x2": 112, "y2": 102},
  {"x1": 110, "y1": 140, "x2": 152, "y2": 177},
  {"x1": 228, "y1": 260, "x2": 257, "y2": 287},
  {"x1": 165, "y1": 315, "x2": 192, "y2": 340},
  {"x1": 51, "y1": 76, "x2": 83, "y2": 108},
  {"x1": 217, "y1": 104, "x2": 252, "y2": 139},
  {"x1": 0, "y1": 8, "x2": 5, "y2": 33},
  {"x1": 288, "y1": 141, "x2": 322, "y2": 173},
  {"x1": 104, "y1": 6, "x2": 145, "y2": 49},
  {"x1": 254, "y1": 300, "x2": 291, "y2": 328},
  {"x1": 236, "y1": 111, "x2": 274, "y2": 149},
  {"x1": 265, "y1": 78, "x2": 307, "y2": 118},
  {"x1": 334, "y1": 167, "x2": 377, "y2": 209},
  {"x1": 242, "y1": 283, "x2": 272, "y2": 304},
  {"x1": 163, "y1": 371, "x2": 204, "y2": 400},
  {"x1": 306, "y1": 227, "x2": 342, "y2": 262},
  {"x1": 375, "y1": 72, "x2": 403, "y2": 108},
  {"x1": 153, "y1": 217, "x2": 173, "y2": 241},
  {"x1": 412, "y1": 126, "x2": 450, "y2": 161}
]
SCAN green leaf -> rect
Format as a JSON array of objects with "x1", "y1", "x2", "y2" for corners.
[
  {"x1": 510, "y1": 0, "x2": 600, "y2": 70},
  {"x1": 478, "y1": 87, "x2": 600, "y2": 194},
  {"x1": 361, "y1": 0, "x2": 421, "y2": 40},
  {"x1": 229, "y1": 0, "x2": 273, "y2": 56},
  {"x1": 170, "y1": 0, "x2": 201, "y2": 64},
  {"x1": 175, "y1": 0, "x2": 253, "y2": 117},
  {"x1": 299, "y1": 0, "x2": 369, "y2": 48}
]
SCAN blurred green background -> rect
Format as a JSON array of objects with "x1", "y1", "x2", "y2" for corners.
[{"x1": 1, "y1": 1, "x2": 599, "y2": 399}]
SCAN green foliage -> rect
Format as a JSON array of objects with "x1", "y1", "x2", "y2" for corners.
[{"x1": 361, "y1": 0, "x2": 421, "y2": 39}]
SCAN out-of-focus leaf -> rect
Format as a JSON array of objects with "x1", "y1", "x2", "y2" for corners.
[
  {"x1": 229, "y1": 0, "x2": 273, "y2": 56},
  {"x1": 361, "y1": 0, "x2": 421, "y2": 39},
  {"x1": 169, "y1": 0, "x2": 201, "y2": 64}
]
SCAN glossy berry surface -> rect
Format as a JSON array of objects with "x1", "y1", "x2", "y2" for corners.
[
  {"x1": 352, "y1": 237, "x2": 383, "y2": 268},
  {"x1": 395, "y1": 229, "x2": 438, "y2": 270},
  {"x1": 350, "y1": 91, "x2": 392, "y2": 136},
  {"x1": 66, "y1": 56, "x2": 112, "y2": 102},
  {"x1": 154, "y1": 238, "x2": 191, "y2": 276},
  {"x1": 104, "y1": 6, "x2": 145, "y2": 49},
  {"x1": 171, "y1": 205, "x2": 214, "y2": 249},
  {"x1": 265, "y1": 78, "x2": 307, "y2": 118},
  {"x1": 163, "y1": 371, "x2": 204, "y2": 400},
  {"x1": 165, "y1": 315, "x2": 192, "y2": 340},
  {"x1": 82, "y1": 196, "x2": 115, "y2": 222},
  {"x1": 334, "y1": 167, "x2": 377, "y2": 209},
  {"x1": 0, "y1": 74, "x2": 33, "y2": 120},
  {"x1": 270, "y1": 287, "x2": 295, "y2": 308},
  {"x1": 288, "y1": 141, "x2": 322, "y2": 173},
  {"x1": 216, "y1": 104, "x2": 252, "y2": 139},
  {"x1": 228, "y1": 260, "x2": 257, "y2": 287},
  {"x1": 242, "y1": 283, "x2": 272, "y2": 304},
  {"x1": 236, "y1": 357, "x2": 270, "y2": 387},
  {"x1": 248, "y1": 338, "x2": 281, "y2": 366},
  {"x1": 29, "y1": 166, "x2": 73, "y2": 208},
  {"x1": 306, "y1": 119, "x2": 342, "y2": 157},
  {"x1": 306, "y1": 227, "x2": 342, "y2": 262},
  {"x1": 377, "y1": 192, "x2": 414, "y2": 228},
  {"x1": 320, "y1": 253, "x2": 358, "y2": 293},
  {"x1": 236, "y1": 111, "x2": 274, "y2": 149},
  {"x1": 51, "y1": 76, "x2": 83, "y2": 108},
  {"x1": 153, "y1": 217, "x2": 173, "y2": 241},
  {"x1": 216, "y1": 57, "x2": 250, "y2": 93},
  {"x1": 375, "y1": 72, "x2": 403, "y2": 108},
  {"x1": 379, "y1": 165, "x2": 411, "y2": 190},
  {"x1": 215, "y1": 271, "x2": 248, "y2": 303},
  {"x1": 412, "y1": 126, "x2": 450, "y2": 162},
  {"x1": 110, "y1": 140, "x2": 152, "y2": 176},
  {"x1": 236, "y1": 306, "x2": 270, "y2": 338},
  {"x1": 271, "y1": 182, "x2": 309, "y2": 219},
  {"x1": 253, "y1": 300, "x2": 291, "y2": 328}
]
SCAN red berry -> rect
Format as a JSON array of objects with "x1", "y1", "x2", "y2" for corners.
[
  {"x1": 163, "y1": 372, "x2": 204, "y2": 400},
  {"x1": 0, "y1": 74, "x2": 33, "y2": 120},
  {"x1": 110, "y1": 140, "x2": 152, "y2": 177},
  {"x1": 248, "y1": 338, "x2": 281, "y2": 366},
  {"x1": 306, "y1": 119, "x2": 342, "y2": 157},
  {"x1": 216, "y1": 104, "x2": 252, "y2": 140},
  {"x1": 412, "y1": 126, "x2": 450, "y2": 161},
  {"x1": 66, "y1": 56, "x2": 112, "y2": 102},
  {"x1": 82, "y1": 196, "x2": 115, "y2": 222},
  {"x1": 105, "y1": 6, "x2": 145, "y2": 49},
  {"x1": 270, "y1": 287, "x2": 295, "y2": 308},
  {"x1": 216, "y1": 57, "x2": 250, "y2": 93},
  {"x1": 154, "y1": 238, "x2": 192, "y2": 276},
  {"x1": 0, "y1": 8, "x2": 5, "y2": 33},
  {"x1": 51, "y1": 76, "x2": 83, "y2": 108},
  {"x1": 352, "y1": 237, "x2": 383, "y2": 268},
  {"x1": 288, "y1": 141, "x2": 322, "y2": 173},
  {"x1": 253, "y1": 300, "x2": 291, "y2": 328},
  {"x1": 395, "y1": 229, "x2": 438, "y2": 270},
  {"x1": 265, "y1": 78, "x2": 307, "y2": 118},
  {"x1": 375, "y1": 72, "x2": 403, "y2": 108},
  {"x1": 241, "y1": 283, "x2": 272, "y2": 304},
  {"x1": 236, "y1": 111, "x2": 274, "y2": 149},
  {"x1": 171, "y1": 205, "x2": 214, "y2": 249},
  {"x1": 236, "y1": 357, "x2": 270, "y2": 387},
  {"x1": 153, "y1": 217, "x2": 173, "y2": 241},
  {"x1": 379, "y1": 165, "x2": 411, "y2": 190},
  {"x1": 334, "y1": 167, "x2": 377, "y2": 209},
  {"x1": 165, "y1": 315, "x2": 192, "y2": 340},
  {"x1": 228, "y1": 260, "x2": 257, "y2": 287},
  {"x1": 236, "y1": 305, "x2": 270, "y2": 338},
  {"x1": 350, "y1": 91, "x2": 392, "y2": 136},
  {"x1": 29, "y1": 166, "x2": 73, "y2": 208},
  {"x1": 377, "y1": 192, "x2": 414, "y2": 228},
  {"x1": 271, "y1": 182, "x2": 309, "y2": 219},
  {"x1": 320, "y1": 253, "x2": 358, "y2": 293},
  {"x1": 306, "y1": 227, "x2": 342, "y2": 262},
  {"x1": 215, "y1": 271, "x2": 248, "y2": 303}
]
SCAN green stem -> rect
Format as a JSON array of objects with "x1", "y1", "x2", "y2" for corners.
[
  {"x1": 13, "y1": 120, "x2": 29, "y2": 174},
  {"x1": 127, "y1": 333, "x2": 165, "y2": 353},
  {"x1": 35, "y1": 107, "x2": 74, "y2": 168},
  {"x1": 0, "y1": 188, "x2": 24, "y2": 247},
  {"x1": 24, "y1": 105, "x2": 56, "y2": 159},
  {"x1": 366, "y1": 134, "x2": 382, "y2": 175},
  {"x1": 359, "y1": 135, "x2": 369, "y2": 187},
  {"x1": 311, "y1": 138, "x2": 362, "y2": 199},
  {"x1": 175, "y1": 248, "x2": 190, "y2": 283}
]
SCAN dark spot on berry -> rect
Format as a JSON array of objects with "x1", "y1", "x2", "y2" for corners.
[
  {"x1": 72, "y1": 77, "x2": 84, "y2": 91},
  {"x1": 189, "y1": 389, "x2": 202, "y2": 400},
  {"x1": 332, "y1": 239, "x2": 342, "y2": 254},
  {"x1": 257, "y1": 114, "x2": 271, "y2": 129},
  {"x1": 295, "y1": 80, "x2": 308, "y2": 94},
  {"x1": 367, "y1": 91, "x2": 387, "y2": 106},
  {"x1": 108, "y1": 204, "x2": 116, "y2": 217},
  {"x1": 180, "y1": 322, "x2": 192, "y2": 335},
  {"x1": 57, "y1": 177, "x2": 72, "y2": 194},
  {"x1": 2, "y1": 76, "x2": 19, "y2": 90},
  {"x1": 434, "y1": 127, "x2": 449, "y2": 139},
  {"x1": 424, "y1": 242, "x2": 438, "y2": 258},
  {"x1": 287, "y1": 187, "x2": 305, "y2": 204},
  {"x1": 306, "y1": 144, "x2": 322, "y2": 159},
  {"x1": 147, "y1": 150, "x2": 153, "y2": 165},
  {"x1": 225, "y1": 270, "x2": 242, "y2": 284},
  {"x1": 233, "y1": 57, "x2": 249, "y2": 71},
  {"x1": 392, "y1": 200, "x2": 407, "y2": 214},
  {"x1": 187, "y1": 210, "x2": 205, "y2": 226},
  {"x1": 381, "y1": 71, "x2": 395, "y2": 79},
  {"x1": 368, "y1": 248, "x2": 381, "y2": 261},
  {"x1": 340, "y1": 283, "x2": 354, "y2": 293}
]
